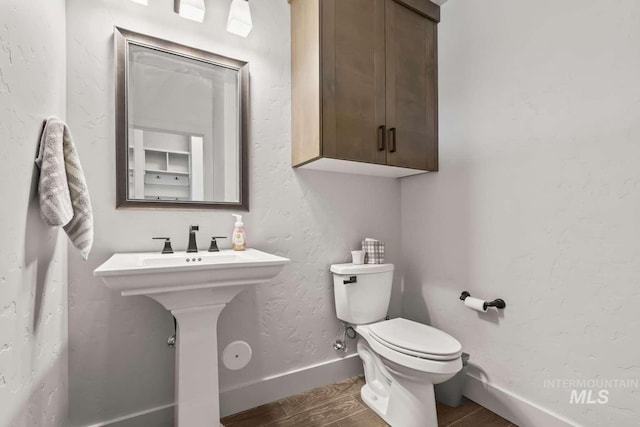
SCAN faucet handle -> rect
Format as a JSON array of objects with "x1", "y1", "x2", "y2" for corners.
[
  {"x1": 152, "y1": 237, "x2": 174, "y2": 254},
  {"x1": 208, "y1": 236, "x2": 227, "y2": 252}
]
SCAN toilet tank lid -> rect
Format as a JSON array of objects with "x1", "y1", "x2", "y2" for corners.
[{"x1": 330, "y1": 263, "x2": 394, "y2": 275}]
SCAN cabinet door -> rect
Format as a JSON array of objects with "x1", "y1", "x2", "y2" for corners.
[
  {"x1": 322, "y1": 0, "x2": 387, "y2": 164},
  {"x1": 385, "y1": 0, "x2": 438, "y2": 170}
]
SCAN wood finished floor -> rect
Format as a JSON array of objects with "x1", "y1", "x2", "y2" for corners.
[{"x1": 221, "y1": 376, "x2": 516, "y2": 427}]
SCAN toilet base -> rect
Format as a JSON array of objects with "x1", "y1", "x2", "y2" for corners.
[
  {"x1": 361, "y1": 383, "x2": 390, "y2": 418},
  {"x1": 360, "y1": 375, "x2": 438, "y2": 427},
  {"x1": 357, "y1": 338, "x2": 443, "y2": 427}
]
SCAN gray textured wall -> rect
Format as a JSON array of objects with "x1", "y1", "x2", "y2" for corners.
[
  {"x1": 402, "y1": 1, "x2": 640, "y2": 425},
  {"x1": 0, "y1": 0, "x2": 68, "y2": 426}
]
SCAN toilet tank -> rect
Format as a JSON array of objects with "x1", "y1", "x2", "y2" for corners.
[{"x1": 330, "y1": 263, "x2": 394, "y2": 325}]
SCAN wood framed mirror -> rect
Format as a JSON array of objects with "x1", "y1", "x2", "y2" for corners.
[{"x1": 115, "y1": 27, "x2": 249, "y2": 210}]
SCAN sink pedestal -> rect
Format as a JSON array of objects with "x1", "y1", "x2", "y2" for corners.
[
  {"x1": 149, "y1": 286, "x2": 247, "y2": 427},
  {"x1": 173, "y1": 304, "x2": 225, "y2": 427}
]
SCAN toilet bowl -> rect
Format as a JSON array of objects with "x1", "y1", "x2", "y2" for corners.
[
  {"x1": 356, "y1": 319, "x2": 462, "y2": 426},
  {"x1": 330, "y1": 263, "x2": 462, "y2": 427}
]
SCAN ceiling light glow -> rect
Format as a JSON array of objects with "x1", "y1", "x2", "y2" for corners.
[
  {"x1": 175, "y1": 0, "x2": 206, "y2": 23},
  {"x1": 227, "y1": 0, "x2": 252, "y2": 37}
]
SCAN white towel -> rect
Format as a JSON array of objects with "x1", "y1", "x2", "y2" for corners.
[{"x1": 35, "y1": 117, "x2": 94, "y2": 260}]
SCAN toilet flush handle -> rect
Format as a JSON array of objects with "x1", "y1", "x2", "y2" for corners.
[{"x1": 343, "y1": 276, "x2": 357, "y2": 285}]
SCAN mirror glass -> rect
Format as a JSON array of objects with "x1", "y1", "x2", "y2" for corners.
[{"x1": 116, "y1": 28, "x2": 248, "y2": 209}]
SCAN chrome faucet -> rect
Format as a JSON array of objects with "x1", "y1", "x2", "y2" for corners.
[{"x1": 187, "y1": 225, "x2": 199, "y2": 253}]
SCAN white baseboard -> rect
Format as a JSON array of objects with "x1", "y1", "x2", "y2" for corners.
[
  {"x1": 89, "y1": 354, "x2": 363, "y2": 426},
  {"x1": 464, "y1": 373, "x2": 580, "y2": 427},
  {"x1": 86, "y1": 403, "x2": 174, "y2": 427},
  {"x1": 84, "y1": 359, "x2": 586, "y2": 427},
  {"x1": 220, "y1": 353, "x2": 363, "y2": 416}
]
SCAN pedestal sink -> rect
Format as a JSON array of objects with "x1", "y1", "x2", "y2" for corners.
[{"x1": 94, "y1": 248, "x2": 290, "y2": 427}]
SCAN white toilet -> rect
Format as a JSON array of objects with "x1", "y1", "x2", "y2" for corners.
[{"x1": 331, "y1": 263, "x2": 462, "y2": 427}]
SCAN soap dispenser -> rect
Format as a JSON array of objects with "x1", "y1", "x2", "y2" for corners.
[{"x1": 231, "y1": 214, "x2": 246, "y2": 251}]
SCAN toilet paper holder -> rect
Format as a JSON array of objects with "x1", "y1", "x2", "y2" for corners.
[{"x1": 460, "y1": 291, "x2": 506, "y2": 310}]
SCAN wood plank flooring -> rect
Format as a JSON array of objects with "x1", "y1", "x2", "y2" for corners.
[{"x1": 221, "y1": 376, "x2": 516, "y2": 427}]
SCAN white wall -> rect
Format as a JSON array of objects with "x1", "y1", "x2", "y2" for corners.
[
  {"x1": 65, "y1": 0, "x2": 401, "y2": 425},
  {"x1": 0, "y1": 0, "x2": 68, "y2": 426},
  {"x1": 401, "y1": 1, "x2": 640, "y2": 426}
]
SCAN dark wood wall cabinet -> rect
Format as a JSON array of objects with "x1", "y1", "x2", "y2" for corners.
[{"x1": 291, "y1": 0, "x2": 439, "y2": 178}]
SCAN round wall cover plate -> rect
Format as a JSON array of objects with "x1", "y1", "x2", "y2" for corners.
[{"x1": 223, "y1": 340, "x2": 252, "y2": 370}]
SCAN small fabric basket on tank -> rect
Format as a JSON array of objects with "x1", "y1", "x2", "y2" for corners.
[{"x1": 362, "y1": 238, "x2": 385, "y2": 264}]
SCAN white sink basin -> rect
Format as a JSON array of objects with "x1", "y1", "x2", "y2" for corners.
[
  {"x1": 96, "y1": 248, "x2": 288, "y2": 272},
  {"x1": 141, "y1": 252, "x2": 239, "y2": 268},
  {"x1": 94, "y1": 248, "x2": 289, "y2": 427},
  {"x1": 95, "y1": 248, "x2": 289, "y2": 298}
]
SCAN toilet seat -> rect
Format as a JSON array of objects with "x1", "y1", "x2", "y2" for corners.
[
  {"x1": 367, "y1": 318, "x2": 462, "y2": 361},
  {"x1": 355, "y1": 324, "x2": 462, "y2": 376},
  {"x1": 368, "y1": 333, "x2": 461, "y2": 361}
]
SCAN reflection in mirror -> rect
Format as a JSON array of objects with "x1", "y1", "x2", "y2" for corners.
[{"x1": 115, "y1": 28, "x2": 248, "y2": 209}]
